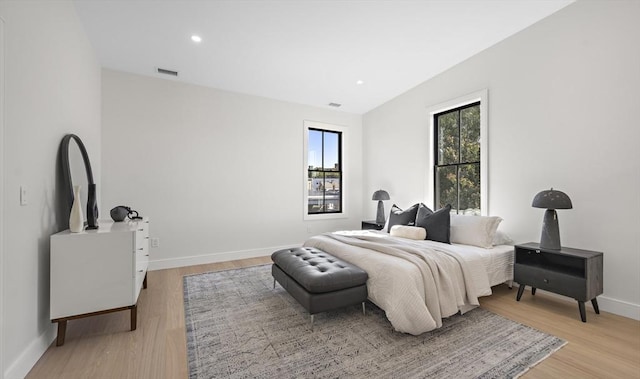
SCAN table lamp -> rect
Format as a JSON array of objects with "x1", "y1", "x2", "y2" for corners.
[
  {"x1": 372, "y1": 189, "x2": 390, "y2": 224},
  {"x1": 532, "y1": 188, "x2": 572, "y2": 250}
]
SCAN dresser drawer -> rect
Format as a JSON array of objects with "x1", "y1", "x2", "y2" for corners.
[
  {"x1": 133, "y1": 220, "x2": 149, "y2": 297},
  {"x1": 136, "y1": 252, "x2": 149, "y2": 273},
  {"x1": 135, "y1": 241, "x2": 149, "y2": 267},
  {"x1": 135, "y1": 221, "x2": 149, "y2": 245},
  {"x1": 134, "y1": 266, "x2": 146, "y2": 301},
  {"x1": 515, "y1": 263, "x2": 587, "y2": 300}
]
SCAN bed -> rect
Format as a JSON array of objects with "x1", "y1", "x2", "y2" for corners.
[{"x1": 303, "y1": 227, "x2": 514, "y2": 335}]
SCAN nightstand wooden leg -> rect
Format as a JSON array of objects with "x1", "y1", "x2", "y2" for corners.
[
  {"x1": 56, "y1": 320, "x2": 67, "y2": 346},
  {"x1": 516, "y1": 285, "x2": 526, "y2": 301},
  {"x1": 578, "y1": 301, "x2": 587, "y2": 322},
  {"x1": 591, "y1": 298, "x2": 600, "y2": 314},
  {"x1": 531, "y1": 287, "x2": 536, "y2": 295}
]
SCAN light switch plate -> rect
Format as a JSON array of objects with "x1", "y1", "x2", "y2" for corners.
[{"x1": 20, "y1": 186, "x2": 28, "y2": 206}]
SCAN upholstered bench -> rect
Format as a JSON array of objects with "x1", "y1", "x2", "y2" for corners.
[{"x1": 271, "y1": 247, "x2": 368, "y2": 330}]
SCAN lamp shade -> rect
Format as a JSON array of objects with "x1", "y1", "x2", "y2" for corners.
[
  {"x1": 372, "y1": 189, "x2": 390, "y2": 201},
  {"x1": 532, "y1": 188, "x2": 572, "y2": 210}
]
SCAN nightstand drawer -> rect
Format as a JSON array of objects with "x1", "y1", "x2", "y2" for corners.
[{"x1": 515, "y1": 263, "x2": 587, "y2": 300}]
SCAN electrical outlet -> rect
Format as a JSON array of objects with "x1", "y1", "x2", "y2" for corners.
[{"x1": 150, "y1": 238, "x2": 160, "y2": 248}]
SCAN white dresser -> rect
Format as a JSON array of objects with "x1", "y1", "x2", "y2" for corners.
[{"x1": 50, "y1": 218, "x2": 149, "y2": 346}]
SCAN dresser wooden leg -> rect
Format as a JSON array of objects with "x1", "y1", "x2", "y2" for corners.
[
  {"x1": 531, "y1": 287, "x2": 537, "y2": 295},
  {"x1": 591, "y1": 298, "x2": 600, "y2": 314},
  {"x1": 516, "y1": 285, "x2": 526, "y2": 301},
  {"x1": 143, "y1": 273, "x2": 148, "y2": 289},
  {"x1": 578, "y1": 301, "x2": 587, "y2": 322},
  {"x1": 56, "y1": 320, "x2": 67, "y2": 346},
  {"x1": 130, "y1": 304, "x2": 137, "y2": 331}
]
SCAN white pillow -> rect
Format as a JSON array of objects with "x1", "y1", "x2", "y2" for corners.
[
  {"x1": 492, "y1": 229, "x2": 514, "y2": 246},
  {"x1": 450, "y1": 214, "x2": 502, "y2": 248},
  {"x1": 390, "y1": 225, "x2": 427, "y2": 240}
]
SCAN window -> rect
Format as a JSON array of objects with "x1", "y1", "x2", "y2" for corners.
[
  {"x1": 303, "y1": 121, "x2": 346, "y2": 219},
  {"x1": 434, "y1": 102, "x2": 480, "y2": 214},
  {"x1": 428, "y1": 89, "x2": 487, "y2": 215}
]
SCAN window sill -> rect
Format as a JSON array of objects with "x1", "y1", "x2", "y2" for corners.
[{"x1": 304, "y1": 212, "x2": 348, "y2": 221}]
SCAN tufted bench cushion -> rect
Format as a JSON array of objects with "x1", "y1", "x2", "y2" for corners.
[
  {"x1": 271, "y1": 247, "x2": 368, "y2": 328},
  {"x1": 271, "y1": 247, "x2": 368, "y2": 293}
]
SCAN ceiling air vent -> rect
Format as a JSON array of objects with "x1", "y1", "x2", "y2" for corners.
[
  {"x1": 157, "y1": 67, "x2": 178, "y2": 76},
  {"x1": 328, "y1": 102, "x2": 342, "y2": 108}
]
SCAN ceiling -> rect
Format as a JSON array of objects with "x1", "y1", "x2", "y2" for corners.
[{"x1": 74, "y1": 0, "x2": 573, "y2": 114}]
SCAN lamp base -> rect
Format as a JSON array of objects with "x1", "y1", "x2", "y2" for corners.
[
  {"x1": 375, "y1": 201, "x2": 386, "y2": 225},
  {"x1": 540, "y1": 209, "x2": 561, "y2": 250}
]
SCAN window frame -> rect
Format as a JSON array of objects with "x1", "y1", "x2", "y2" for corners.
[
  {"x1": 303, "y1": 120, "x2": 348, "y2": 220},
  {"x1": 434, "y1": 101, "x2": 481, "y2": 213},
  {"x1": 426, "y1": 89, "x2": 488, "y2": 215}
]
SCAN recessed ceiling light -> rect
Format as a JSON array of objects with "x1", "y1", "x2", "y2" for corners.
[
  {"x1": 356, "y1": 80, "x2": 364, "y2": 85},
  {"x1": 191, "y1": 35, "x2": 202, "y2": 43}
]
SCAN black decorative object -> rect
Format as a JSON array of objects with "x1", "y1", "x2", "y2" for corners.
[
  {"x1": 372, "y1": 189, "x2": 390, "y2": 224},
  {"x1": 60, "y1": 134, "x2": 99, "y2": 230},
  {"x1": 110, "y1": 206, "x2": 130, "y2": 222},
  {"x1": 532, "y1": 188, "x2": 572, "y2": 250},
  {"x1": 86, "y1": 183, "x2": 98, "y2": 229},
  {"x1": 110, "y1": 205, "x2": 142, "y2": 222}
]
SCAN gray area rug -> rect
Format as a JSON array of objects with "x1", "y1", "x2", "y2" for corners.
[{"x1": 183, "y1": 265, "x2": 566, "y2": 379}]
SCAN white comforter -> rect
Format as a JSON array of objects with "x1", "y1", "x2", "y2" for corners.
[{"x1": 303, "y1": 231, "x2": 492, "y2": 335}]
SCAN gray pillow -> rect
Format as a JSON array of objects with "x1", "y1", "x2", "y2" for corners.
[
  {"x1": 415, "y1": 204, "x2": 451, "y2": 243},
  {"x1": 387, "y1": 204, "x2": 419, "y2": 232}
]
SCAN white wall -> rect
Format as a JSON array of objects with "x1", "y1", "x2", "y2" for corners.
[
  {"x1": 0, "y1": 1, "x2": 101, "y2": 378},
  {"x1": 101, "y1": 70, "x2": 362, "y2": 269},
  {"x1": 363, "y1": 0, "x2": 640, "y2": 319}
]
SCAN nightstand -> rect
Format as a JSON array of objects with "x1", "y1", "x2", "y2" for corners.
[
  {"x1": 361, "y1": 220, "x2": 384, "y2": 230},
  {"x1": 514, "y1": 242, "x2": 603, "y2": 322}
]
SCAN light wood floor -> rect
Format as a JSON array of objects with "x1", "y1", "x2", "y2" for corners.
[{"x1": 27, "y1": 257, "x2": 640, "y2": 378}]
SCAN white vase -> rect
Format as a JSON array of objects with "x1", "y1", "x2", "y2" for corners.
[{"x1": 69, "y1": 185, "x2": 85, "y2": 233}]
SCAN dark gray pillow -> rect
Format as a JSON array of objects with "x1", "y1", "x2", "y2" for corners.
[
  {"x1": 415, "y1": 204, "x2": 452, "y2": 243},
  {"x1": 387, "y1": 204, "x2": 419, "y2": 232}
]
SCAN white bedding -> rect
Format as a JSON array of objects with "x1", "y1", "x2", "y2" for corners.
[{"x1": 303, "y1": 230, "x2": 514, "y2": 335}]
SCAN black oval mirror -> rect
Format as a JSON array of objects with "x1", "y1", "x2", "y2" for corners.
[{"x1": 60, "y1": 134, "x2": 98, "y2": 230}]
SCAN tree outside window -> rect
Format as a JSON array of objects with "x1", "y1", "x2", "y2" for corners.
[{"x1": 434, "y1": 102, "x2": 480, "y2": 214}]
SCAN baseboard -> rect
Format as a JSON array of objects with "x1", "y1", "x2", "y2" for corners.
[
  {"x1": 597, "y1": 296, "x2": 640, "y2": 320},
  {"x1": 518, "y1": 286, "x2": 640, "y2": 321},
  {"x1": 148, "y1": 243, "x2": 303, "y2": 271},
  {"x1": 4, "y1": 326, "x2": 55, "y2": 379}
]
